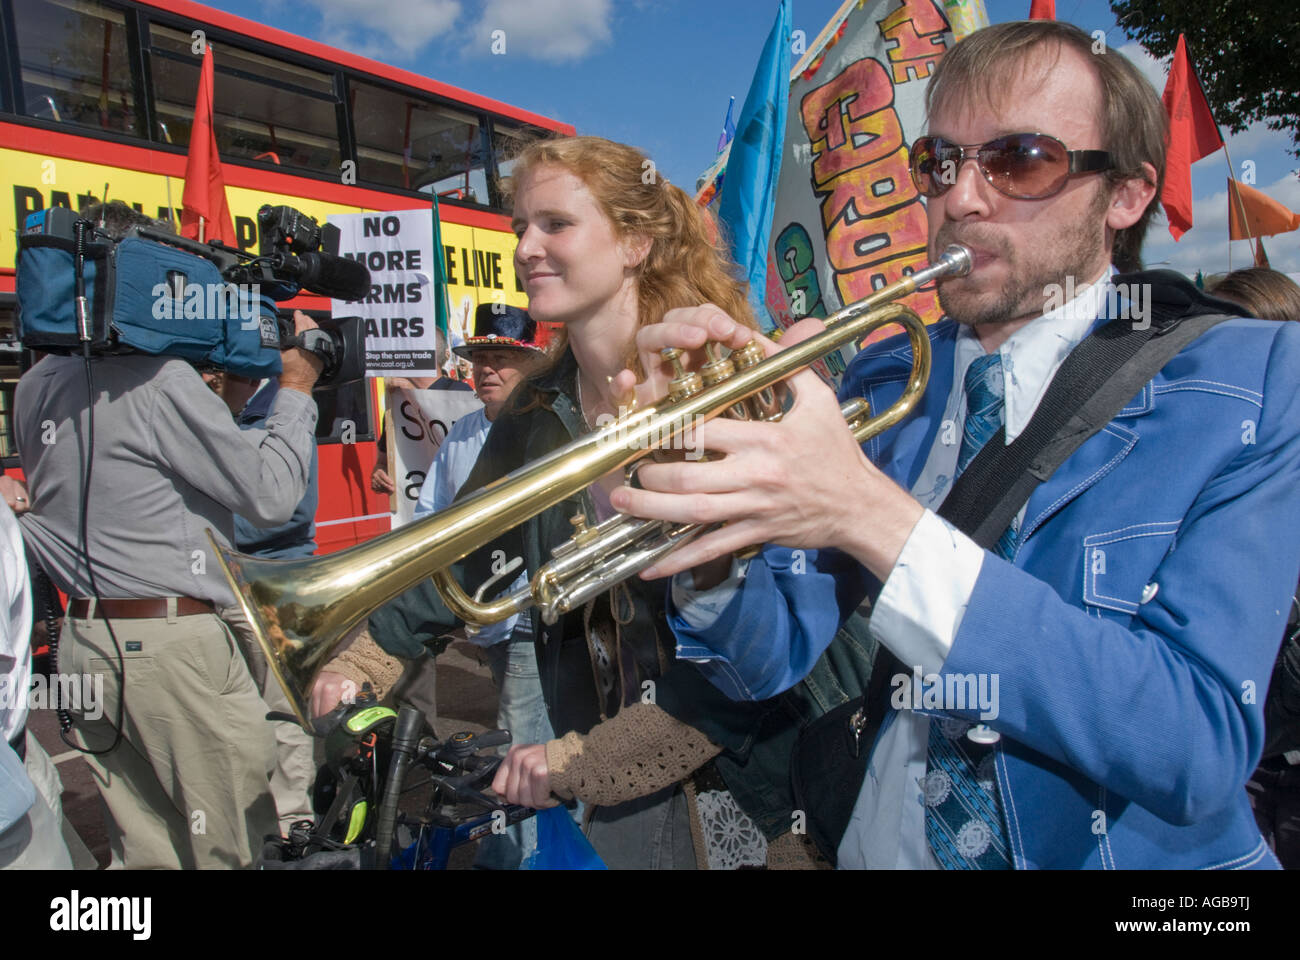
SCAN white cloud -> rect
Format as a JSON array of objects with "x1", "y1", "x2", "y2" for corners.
[
  {"x1": 306, "y1": 0, "x2": 461, "y2": 60},
  {"x1": 1144, "y1": 171, "x2": 1300, "y2": 277},
  {"x1": 1116, "y1": 41, "x2": 1168, "y2": 96},
  {"x1": 467, "y1": 0, "x2": 613, "y2": 63}
]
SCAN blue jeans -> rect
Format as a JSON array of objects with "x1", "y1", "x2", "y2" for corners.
[{"x1": 474, "y1": 635, "x2": 570, "y2": 869}]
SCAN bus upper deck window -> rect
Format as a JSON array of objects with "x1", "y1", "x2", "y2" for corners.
[
  {"x1": 147, "y1": 24, "x2": 340, "y2": 174},
  {"x1": 12, "y1": 0, "x2": 140, "y2": 137}
]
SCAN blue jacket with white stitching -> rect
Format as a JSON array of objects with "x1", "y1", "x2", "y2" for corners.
[{"x1": 668, "y1": 312, "x2": 1300, "y2": 869}]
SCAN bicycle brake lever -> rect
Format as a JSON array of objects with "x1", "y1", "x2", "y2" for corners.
[
  {"x1": 434, "y1": 728, "x2": 511, "y2": 764},
  {"x1": 474, "y1": 730, "x2": 512, "y2": 750},
  {"x1": 452, "y1": 783, "x2": 501, "y2": 809}
]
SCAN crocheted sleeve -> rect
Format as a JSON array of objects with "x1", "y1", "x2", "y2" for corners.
[
  {"x1": 324, "y1": 626, "x2": 407, "y2": 701},
  {"x1": 544, "y1": 702, "x2": 722, "y2": 806}
]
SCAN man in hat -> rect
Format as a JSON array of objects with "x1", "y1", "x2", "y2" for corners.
[{"x1": 412, "y1": 304, "x2": 547, "y2": 518}]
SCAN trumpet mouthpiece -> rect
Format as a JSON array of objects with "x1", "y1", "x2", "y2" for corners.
[{"x1": 940, "y1": 244, "x2": 973, "y2": 277}]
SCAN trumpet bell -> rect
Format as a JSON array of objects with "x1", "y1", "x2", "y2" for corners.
[{"x1": 208, "y1": 535, "x2": 407, "y2": 731}]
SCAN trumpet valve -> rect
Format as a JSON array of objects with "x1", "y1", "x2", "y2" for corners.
[
  {"x1": 698, "y1": 345, "x2": 751, "y2": 421},
  {"x1": 731, "y1": 340, "x2": 765, "y2": 370},
  {"x1": 662, "y1": 347, "x2": 703, "y2": 402},
  {"x1": 842, "y1": 397, "x2": 873, "y2": 435},
  {"x1": 700, "y1": 343, "x2": 736, "y2": 388},
  {"x1": 731, "y1": 339, "x2": 781, "y2": 422},
  {"x1": 569, "y1": 512, "x2": 598, "y2": 545}
]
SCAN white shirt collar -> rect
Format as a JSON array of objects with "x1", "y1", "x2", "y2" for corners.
[{"x1": 955, "y1": 269, "x2": 1113, "y2": 441}]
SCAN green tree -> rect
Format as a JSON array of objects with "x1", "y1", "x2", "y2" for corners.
[{"x1": 1111, "y1": 0, "x2": 1300, "y2": 159}]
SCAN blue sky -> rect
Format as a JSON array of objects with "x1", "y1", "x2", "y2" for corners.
[{"x1": 206, "y1": 0, "x2": 1299, "y2": 276}]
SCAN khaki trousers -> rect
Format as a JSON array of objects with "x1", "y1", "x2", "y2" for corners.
[
  {"x1": 63, "y1": 603, "x2": 278, "y2": 869},
  {"x1": 223, "y1": 611, "x2": 318, "y2": 831}
]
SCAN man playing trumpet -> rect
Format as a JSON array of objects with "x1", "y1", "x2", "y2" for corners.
[{"x1": 611, "y1": 21, "x2": 1300, "y2": 869}]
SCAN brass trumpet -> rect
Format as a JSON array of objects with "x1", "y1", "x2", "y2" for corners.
[{"x1": 210, "y1": 244, "x2": 972, "y2": 728}]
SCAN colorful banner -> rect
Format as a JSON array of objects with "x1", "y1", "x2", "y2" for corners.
[
  {"x1": 2, "y1": 150, "x2": 530, "y2": 329},
  {"x1": 2, "y1": 147, "x2": 357, "y2": 269},
  {"x1": 764, "y1": 0, "x2": 976, "y2": 385},
  {"x1": 942, "y1": 0, "x2": 989, "y2": 38}
]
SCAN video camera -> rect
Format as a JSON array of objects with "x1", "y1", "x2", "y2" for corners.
[{"x1": 15, "y1": 203, "x2": 369, "y2": 387}]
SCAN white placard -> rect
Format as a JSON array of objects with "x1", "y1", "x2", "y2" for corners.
[
  {"x1": 330, "y1": 210, "x2": 440, "y2": 377},
  {"x1": 387, "y1": 385, "x2": 484, "y2": 528}
]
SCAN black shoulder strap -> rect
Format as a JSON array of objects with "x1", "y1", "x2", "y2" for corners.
[{"x1": 938, "y1": 271, "x2": 1242, "y2": 547}]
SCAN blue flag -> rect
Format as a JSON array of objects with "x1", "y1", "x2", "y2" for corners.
[
  {"x1": 716, "y1": 96, "x2": 737, "y2": 154},
  {"x1": 718, "y1": 0, "x2": 791, "y2": 327}
]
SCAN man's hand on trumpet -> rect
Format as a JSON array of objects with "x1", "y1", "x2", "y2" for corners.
[
  {"x1": 607, "y1": 303, "x2": 757, "y2": 411},
  {"x1": 607, "y1": 306, "x2": 925, "y2": 585}
]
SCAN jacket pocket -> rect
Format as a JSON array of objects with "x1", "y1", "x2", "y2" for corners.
[{"x1": 1081, "y1": 521, "x2": 1181, "y2": 616}]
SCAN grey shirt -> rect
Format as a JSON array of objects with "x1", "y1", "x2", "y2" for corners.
[{"x1": 15, "y1": 354, "x2": 317, "y2": 609}]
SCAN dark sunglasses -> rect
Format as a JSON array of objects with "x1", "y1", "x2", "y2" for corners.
[{"x1": 909, "y1": 133, "x2": 1113, "y2": 200}]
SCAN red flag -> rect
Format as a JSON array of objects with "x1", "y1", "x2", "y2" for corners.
[
  {"x1": 180, "y1": 48, "x2": 236, "y2": 245},
  {"x1": 1254, "y1": 237, "x2": 1270, "y2": 269},
  {"x1": 1029, "y1": 0, "x2": 1055, "y2": 19},
  {"x1": 1227, "y1": 178, "x2": 1300, "y2": 240},
  {"x1": 1160, "y1": 35, "x2": 1223, "y2": 240}
]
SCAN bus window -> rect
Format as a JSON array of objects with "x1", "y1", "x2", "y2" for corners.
[
  {"x1": 490, "y1": 122, "x2": 551, "y2": 203},
  {"x1": 350, "y1": 80, "x2": 488, "y2": 203},
  {"x1": 492, "y1": 123, "x2": 542, "y2": 180},
  {"x1": 11, "y1": 0, "x2": 141, "y2": 137},
  {"x1": 148, "y1": 24, "x2": 340, "y2": 174}
]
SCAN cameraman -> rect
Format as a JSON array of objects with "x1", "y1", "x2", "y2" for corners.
[{"x1": 13, "y1": 201, "x2": 323, "y2": 869}]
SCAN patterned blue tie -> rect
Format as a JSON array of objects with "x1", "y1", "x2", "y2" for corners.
[
  {"x1": 923, "y1": 351, "x2": 1014, "y2": 869},
  {"x1": 958, "y1": 352, "x2": 1018, "y2": 558}
]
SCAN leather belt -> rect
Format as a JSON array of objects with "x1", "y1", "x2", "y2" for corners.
[{"x1": 69, "y1": 597, "x2": 214, "y2": 620}]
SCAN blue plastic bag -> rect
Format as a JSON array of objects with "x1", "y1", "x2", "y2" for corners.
[{"x1": 524, "y1": 806, "x2": 606, "y2": 870}]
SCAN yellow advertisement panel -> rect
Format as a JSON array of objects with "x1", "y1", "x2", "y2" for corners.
[
  {"x1": 2, "y1": 147, "x2": 362, "y2": 268},
  {"x1": 2, "y1": 148, "x2": 529, "y2": 319}
]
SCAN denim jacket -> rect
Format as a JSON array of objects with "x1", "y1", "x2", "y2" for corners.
[{"x1": 0, "y1": 740, "x2": 34, "y2": 835}]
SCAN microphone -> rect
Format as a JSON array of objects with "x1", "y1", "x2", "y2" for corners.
[{"x1": 272, "y1": 251, "x2": 371, "y2": 301}]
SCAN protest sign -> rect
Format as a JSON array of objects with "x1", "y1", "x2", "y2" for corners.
[{"x1": 386, "y1": 384, "x2": 484, "y2": 528}]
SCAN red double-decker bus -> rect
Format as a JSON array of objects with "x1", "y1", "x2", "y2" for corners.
[{"x1": 0, "y1": 0, "x2": 572, "y2": 552}]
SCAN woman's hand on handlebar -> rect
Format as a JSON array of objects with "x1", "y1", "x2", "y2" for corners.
[
  {"x1": 311, "y1": 670, "x2": 357, "y2": 718},
  {"x1": 490, "y1": 743, "x2": 560, "y2": 809}
]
